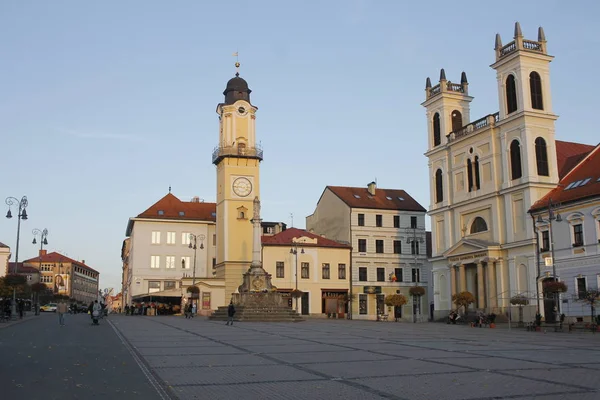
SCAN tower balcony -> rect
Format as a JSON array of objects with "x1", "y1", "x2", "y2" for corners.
[{"x1": 212, "y1": 143, "x2": 264, "y2": 164}]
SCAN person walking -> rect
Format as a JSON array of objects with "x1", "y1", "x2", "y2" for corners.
[
  {"x1": 226, "y1": 301, "x2": 236, "y2": 326},
  {"x1": 57, "y1": 300, "x2": 68, "y2": 326},
  {"x1": 91, "y1": 300, "x2": 102, "y2": 325}
]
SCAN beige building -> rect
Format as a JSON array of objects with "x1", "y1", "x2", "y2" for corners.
[
  {"x1": 262, "y1": 227, "x2": 351, "y2": 317},
  {"x1": 0, "y1": 242, "x2": 10, "y2": 277},
  {"x1": 307, "y1": 183, "x2": 431, "y2": 321},
  {"x1": 423, "y1": 22, "x2": 595, "y2": 321}
]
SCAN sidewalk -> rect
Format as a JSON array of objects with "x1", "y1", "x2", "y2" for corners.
[{"x1": 0, "y1": 312, "x2": 36, "y2": 329}]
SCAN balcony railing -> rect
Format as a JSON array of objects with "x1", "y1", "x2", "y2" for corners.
[
  {"x1": 447, "y1": 112, "x2": 499, "y2": 142},
  {"x1": 212, "y1": 143, "x2": 264, "y2": 164}
]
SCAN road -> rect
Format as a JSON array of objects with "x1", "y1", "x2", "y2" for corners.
[{"x1": 0, "y1": 312, "x2": 166, "y2": 400}]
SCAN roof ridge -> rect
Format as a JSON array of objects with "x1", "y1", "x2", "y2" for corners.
[{"x1": 559, "y1": 142, "x2": 600, "y2": 183}]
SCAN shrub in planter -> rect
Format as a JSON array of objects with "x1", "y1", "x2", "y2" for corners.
[
  {"x1": 510, "y1": 295, "x2": 529, "y2": 306},
  {"x1": 452, "y1": 291, "x2": 475, "y2": 313},
  {"x1": 409, "y1": 286, "x2": 425, "y2": 297},
  {"x1": 543, "y1": 281, "x2": 567, "y2": 293},
  {"x1": 384, "y1": 294, "x2": 407, "y2": 307},
  {"x1": 290, "y1": 289, "x2": 303, "y2": 298}
]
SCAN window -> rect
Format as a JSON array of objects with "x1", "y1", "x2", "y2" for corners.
[
  {"x1": 164, "y1": 281, "x2": 176, "y2": 290},
  {"x1": 474, "y1": 156, "x2": 481, "y2": 190},
  {"x1": 375, "y1": 240, "x2": 384, "y2": 253},
  {"x1": 358, "y1": 267, "x2": 367, "y2": 282},
  {"x1": 435, "y1": 169, "x2": 443, "y2": 203},
  {"x1": 358, "y1": 239, "x2": 367, "y2": 253},
  {"x1": 301, "y1": 262, "x2": 309, "y2": 279},
  {"x1": 510, "y1": 140, "x2": 522, "y2": 180},
  {"x1": 411, "y1": 241, "x2": 419, "y2": 255},
  {"x1": 506, "y1": 75, "x2": 518, "y2": 114},
  {"x1": 264, "y1": 226, "x2": 274, "y2": 234},
  {"x1": 322, "y1": 263, "x2": 330, "y2": 279},
  {"x1": 535, "y1": 137, "x2": 549, "y2": 176},
  {"x1": 213, "y1": 234, "x2": 216, "y2": 246},
  {"x1": 467, "y1": 159, "x2": 473, "y2": 192},
  {"x1": 470, "y1": 217, "x2": 488, "y2": 234},
  {"x1": 411, "y1": 216, "x2": 417, "y2": 229},
  {"x1": 359, "y1": 294, "x2": 367, "y2": 314},
  {"x1": 166, "y1": 232, "x2": 176, "y2": 244},
  {"x1": 181, "y1": 256, "x2": 190, "y2": 269},
  {"x1": 276, "y1": 261, "x2": 284, "y2": 278},
  {"x1": 358, "y1": 214, "x2": 365, "y2": 226},
  {"x1": 541, "y1": 231, "x2": 550, "y2": 252},
  {"x1": 394, "y1": 268, "x2": 403, "y2": 282},
  {"x1": 151, "y1": 231, "x2": 161, "y2": 244},
  {"x1": 150, "y1": 256, "x2": 160, "y2": 269},
  {"x1": 376, "y1": 268, "x2": 385, "y2": 282},
  {"x1": 573, "y1": 224, "x2": 583, "y2": 247},
  {"x1": 530, "y1": 71, "x2": 543, "y2": 110},
  {"x1": 393, "y1": 240, "x2": 402, "y2": 254},
  {"x1": 338, "y1": 264, "x2": 346, "y2": 280},
  {"x1": 148, "y1": 281, "x2": 160, "y2": 293},
  {"x1": 451, "y1": 110, "x2": 463, "y2": 132},
  {"x1": 433, "y1": 112, "x2": 441, "y2": 146},
  {"x1": 181, "y1": 232, "x2": 191, "y2": 245},
  {"x1": 576, "y1": 277, "x2": 586, "y2": 299},
  {"x1": 393, "y1": 216, "x2": 400, "y2": 228},
  {"x1": 412, "y1": 268, "x2": 420, "y2": 283},
  {"x1": 376, "y1": 214, "x2": 382, "y2": 227},
  {"x1": 165, "y1": 256, "x2": 175, "y2": 269}
]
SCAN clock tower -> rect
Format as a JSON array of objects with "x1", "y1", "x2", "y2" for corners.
[{"x1": 213, "y1": 63, "x2": 263, "y2": 298}]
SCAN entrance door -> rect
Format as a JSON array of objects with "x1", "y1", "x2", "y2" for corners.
[
  {"x1": 376, "y1": 294, "x2": 385, "y2": 315},
  {"x1": 543, "y1": 278, "x2": 557, "y2": 323},
  {"x1": 301, "y1": 292, "x2": 309, "y2": 315},
  {"x1": 394, "y1": 305, "x2": 402, "y2": 321}
]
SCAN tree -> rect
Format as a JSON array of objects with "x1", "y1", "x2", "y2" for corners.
[
  {"x1": 510, "y1": 295, "x2": 530, "y2": 327},
  {"x1": 384, "y1": 294, "x2": 407, "y2": 307},
  {"x1": 452, "y1": 291, "x2": 475, "y2": 314},
  {"x1": 543, "y1": 281, "x2": 567, "y2": 293},
  {"x1": 578, "y1": 290, "x2": 600, "y2": 325}
]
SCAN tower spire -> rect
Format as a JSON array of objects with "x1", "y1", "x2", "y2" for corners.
[{"x1": 233, "y1": 51, "x2": 240, "y2": 76}]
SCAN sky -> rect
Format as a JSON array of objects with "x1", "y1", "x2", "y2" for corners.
[{"x1": 1, "y1": 1, "x2": 599, "y2": 292}]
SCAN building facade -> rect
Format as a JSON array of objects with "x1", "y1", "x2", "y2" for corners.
[
  {"x1": 423, "y1": 22, "x2": 595, "y2": 321},
  {"x1": 306, "y1": 182, "x2": 431, "y2": 321},
  {"x1": 529, "y1": 144, "x2": 600, "y2": 321},
  {"x1": 262, "y1": 227, "x2": 351, "y2": 317},
  {"x1": 0, "y1": 242, "x2": 10, "y2": 277}
]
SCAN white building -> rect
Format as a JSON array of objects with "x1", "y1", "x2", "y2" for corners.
[
  {"x1": 423, "y1": 22, "x2": 595, "y2": 321},
  {"x1": 529, "y1": 144, "x2": 600, "y2": 322},
  {"x1": 0, "y1": 242, "x2": 10, "y2": 277},
  {"x1": 306, "y1": 182, "x2": 432, "y2": 321}
]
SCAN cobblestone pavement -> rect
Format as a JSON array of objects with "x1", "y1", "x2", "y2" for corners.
[{"x1": 110, "y1": 316, "x2": 600, "y2": 400}]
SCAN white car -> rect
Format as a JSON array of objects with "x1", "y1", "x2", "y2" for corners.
[{"x1": 40, "y1": 303, "x2": 57, "y2": 312}]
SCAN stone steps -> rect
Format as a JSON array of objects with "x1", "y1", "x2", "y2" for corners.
[{"x1": 209, "y1": 305, "x2": 304, "y2": 322}]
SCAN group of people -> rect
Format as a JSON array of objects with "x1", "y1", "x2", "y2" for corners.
[{"x1": 1, "y1": 299, "x2": 27, "y2": 320}]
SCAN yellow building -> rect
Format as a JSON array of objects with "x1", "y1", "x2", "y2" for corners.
[{"x1": 262, "y1": 228, "x2": 351, "y2": 317}]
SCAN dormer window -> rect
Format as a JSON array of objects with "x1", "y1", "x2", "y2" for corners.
[
  {"x1": 158, "y1": 210, "x2": 164, "y2": 215},
  {"x1": 179, "y1": 211, "x2": 185, "y2": 216}
]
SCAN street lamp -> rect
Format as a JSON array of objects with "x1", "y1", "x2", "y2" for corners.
[
  {"x1": 536, "y1": 198, "x2": 562, "y2": 323},
  {"x1": 188, "y1": 234, "x2": 205, "y2": 314},
  {"x1": 406, "y1": 225, "x2": 425, "y2": 323},
  {"x1": 290, "y1": 244, "x2": 305, "y2": 312},
  {"x1": 32, "y1": 228, "x2": 49, "y2": 315},
  {"x1": 5, "y1": 196, "x2": 29, "y2": 320}
]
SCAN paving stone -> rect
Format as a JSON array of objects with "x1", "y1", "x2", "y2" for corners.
[
  {"x1": 267, "y1": 349, "x2": 399, "y2": 364},
  {"x1": 136, "y1": 345, "x2": 244, "y2": 356},
  {"x1": 145, "y1": 354, "x2": 277, "y2": 368},
  {"x1": 434, "y1": 356, "x2": 568, "y2": 371},
  {"x1": 502, "y1": 367, "x2": 600, "y2": 390}
]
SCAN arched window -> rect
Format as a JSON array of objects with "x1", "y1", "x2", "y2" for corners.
[
  {"x1": 470, "y1": 217, "x2": 488, "y2": 234},
  {"x1": 237, "y1": 142, "x2": 246, "y2": 155},
  {"x1": 510, "y1": 140, "x2": 522, "y2": 180},
  {"x1": 433, "y1": 113, "x2": 441, "y2": 146},
  {"x1": 530, "y1": 72, "x2": 543, "y2": 110},
  {"x1": 535, "y1": 137, "x2": 549, "y2": 176},
  {"x1": 451, "y1": 110, "x2": 463, "y2": 132},
  {"x1": 474, "y1": 156, "x2": 481, "y2": 190},
  {"x1": 435, "y1": 169, "x2": 443, "y2": 203},
  {"x1": 467, "y1": 159, "x2": 473, "y2": 192},
  {"x1": 506, "y1": 75, "x2": 518, "y2": 114}
]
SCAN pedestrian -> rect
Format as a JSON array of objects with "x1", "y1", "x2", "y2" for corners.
[
  {"x1": 57, "y1": 300, "x2": 68, "y2": 326},
  {"x1": 91, "y1": 300, "x2": 102, "y2": 325},
  {"x1": 125, "y1": 304, "x2": 130, "y2": 315},
  {"x1": 17, "y1": 299, "x2": 24, "y2": 319},
  {"x1": 226, "y1": 301, "x2": 236, "y2": 326}
]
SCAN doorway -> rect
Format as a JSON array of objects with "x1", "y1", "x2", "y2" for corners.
[
  {"x1": 301, "y1": 292, "x2": 309, "y2": 315},
  {"x1": 376, "y1": 294, "x2": 385, "y2": 315},
  {"x1": 543, "y1": 278, "x2": 557, "y2": 323}
]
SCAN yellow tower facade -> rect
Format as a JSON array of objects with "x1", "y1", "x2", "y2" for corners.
[{"x1": 213, "y1": 68, "x2": 263, "y2": 298}]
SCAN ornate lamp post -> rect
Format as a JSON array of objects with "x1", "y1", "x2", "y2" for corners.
[
  {"x1": 536, "y1": 198, "x2": 562, "y2": 322},
  {"x1": 188, "y1": 234, "x2": 205, "y2": 314},
  {"x1": 5, "y1": 196, "x2": 29, "y2": 320},
  {"x1": 32, "y1": 228, "x2": 49, "y2": 315},
  {"x1": 290, "y1": 243, "x2": 305, "y2": 312},
  {"x1": 406, "y1": 225, "x2": 425, "y2": 323}
]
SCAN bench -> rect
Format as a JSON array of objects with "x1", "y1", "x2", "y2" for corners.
[{"x1": 377, "y1": 314, "x2": 389, "y2": 322}]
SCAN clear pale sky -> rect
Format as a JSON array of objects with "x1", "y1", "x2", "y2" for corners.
[{"x1": 1, "y1": 1, "x2": 598, "y2": 292}]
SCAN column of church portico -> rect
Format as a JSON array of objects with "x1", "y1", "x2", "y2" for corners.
[
  {"x1": 476, "y1": 262, "x2": 485, "y2": 309},
  {"x1": 495, "y1": 259, "x2": 506, "y2": 309},
  {"x1": 459, "y1": 264, "x2": 467, "y2": 292},
  {"x1": 487, "y1": 262, "x2": 498, "y2": 310},
  {"x1": 450, "y1": 266, "x2": 457, "y2": 298}
]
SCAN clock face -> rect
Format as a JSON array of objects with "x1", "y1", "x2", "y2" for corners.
[
  {"x1": 232, "y1": 177, "x2": 252, "y2": 197},
  {"x1": 237, "y1": 106, "x2": 246, "y2": 115}
]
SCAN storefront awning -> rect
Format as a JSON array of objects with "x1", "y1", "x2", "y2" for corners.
[{"x1": 132, "y1": 288, "x2": 183, "y2": 300}]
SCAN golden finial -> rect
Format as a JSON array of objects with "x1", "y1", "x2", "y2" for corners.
[{"x1": 233, "y1": 51, "x2": 240, "y2": 76}]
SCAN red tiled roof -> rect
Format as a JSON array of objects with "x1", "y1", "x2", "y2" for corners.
[
  {"x1": 530, "y1": 143, "x2": 600, "y2": 212},
  {"x1": 136, "y1": 193, "x2": 216, "y2": 222},
  {"x1": 0, "y1": 242, "x2": 8, "y2": 248},
  {"x1": 556, "y1": 140, "x2": 596, "y2": 179},
  {"x1": 325, "y1": 186, "x2": 426, "y2": 212},
  {"x1": 7, "y1": 262, "x2": 39, "y2": 274},
  {"x1": 21, "y1": 251, "x2": 99, "y2": 274},
  {"x1": 261, "y1": 227, "x2": 352, "y2": 249}
]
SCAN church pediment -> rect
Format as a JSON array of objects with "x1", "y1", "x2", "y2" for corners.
[{"x1": 443, "y1": 238, "x2": 499, "y2": 261}]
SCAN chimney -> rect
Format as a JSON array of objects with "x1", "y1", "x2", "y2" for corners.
[
  {"x1": 191, "y1": 196, "x2": 202, "y2": 203},
  {"x1": 39, "y1": 249, "x2": 47, "y2": 257},
  {"x1": 367, "y1": 181, "x2": 376, "y2": 196},
  {"x1": 81, "y1": 260, "x2": 85, "y2": 264}
]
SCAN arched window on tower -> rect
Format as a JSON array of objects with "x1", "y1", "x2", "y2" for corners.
[
  {"x1": 433, "y1": 113, "x2": 441, "y2": 146},
  {"x1": 510, "y1": 140, "x2": 522, "y2": 180},
  {"x1": 535, "y1": 137, "x2": 549, "y2": 176},
  {"x1": 474, "y1": 156, "x2": 481, "y2": 190},
  {"x1": 529, "y1": 72, "x2": 544, "y2": 110},
  {"x1": 470, "y1": 217, "x2": 488, "y2": 234},
  {"x1": 467, "y1": 159, "x2": 473, "y2": 192},
  {"x1": 506, "y1": 75, "x2": 518, "y2": 114},
  {"x1": 435, "y1": 169, "x2": 443, "y2": 203},
  {"x1": 451, "y1": 110, "x2": 463, "y2": 132}
]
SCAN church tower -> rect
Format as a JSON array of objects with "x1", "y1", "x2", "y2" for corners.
[{"x1": 213, "y1": 63, "x2": 263, "y2": 298}]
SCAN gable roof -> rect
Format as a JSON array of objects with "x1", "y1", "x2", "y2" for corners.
[
  {"x1": 22, "y1": 251, "x2": 99, "y2": 274},
  {"x1": 530, "y1": 143, "x2": 600, "y2": 212},
  {"x1": 261, "y1": 227, "x2": 352, "y2": 249},
  {"x1": 556, "y1": 140, "x2": 596, "y2": 179},
  {"x1": 326, "y1": 186, "x2": 426, "y2": 212},
  {"x1": 0, "y1": 242, "x2": 9, "y2": 248},
  {"x1": 8, "y1": 262, "x2": 39, "y2": 274}
]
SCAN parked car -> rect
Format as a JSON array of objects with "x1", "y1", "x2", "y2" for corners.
[{"x1": 40, "y1": 303, "x2": 57, "y2": 312}]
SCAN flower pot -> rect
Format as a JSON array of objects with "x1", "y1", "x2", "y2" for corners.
[
  {"x1": 490, "y1": 323, "x2": 496, "y2": 329},
  {"x1": 535, "y1": 326, "x2": 541, "y2": 332}
]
